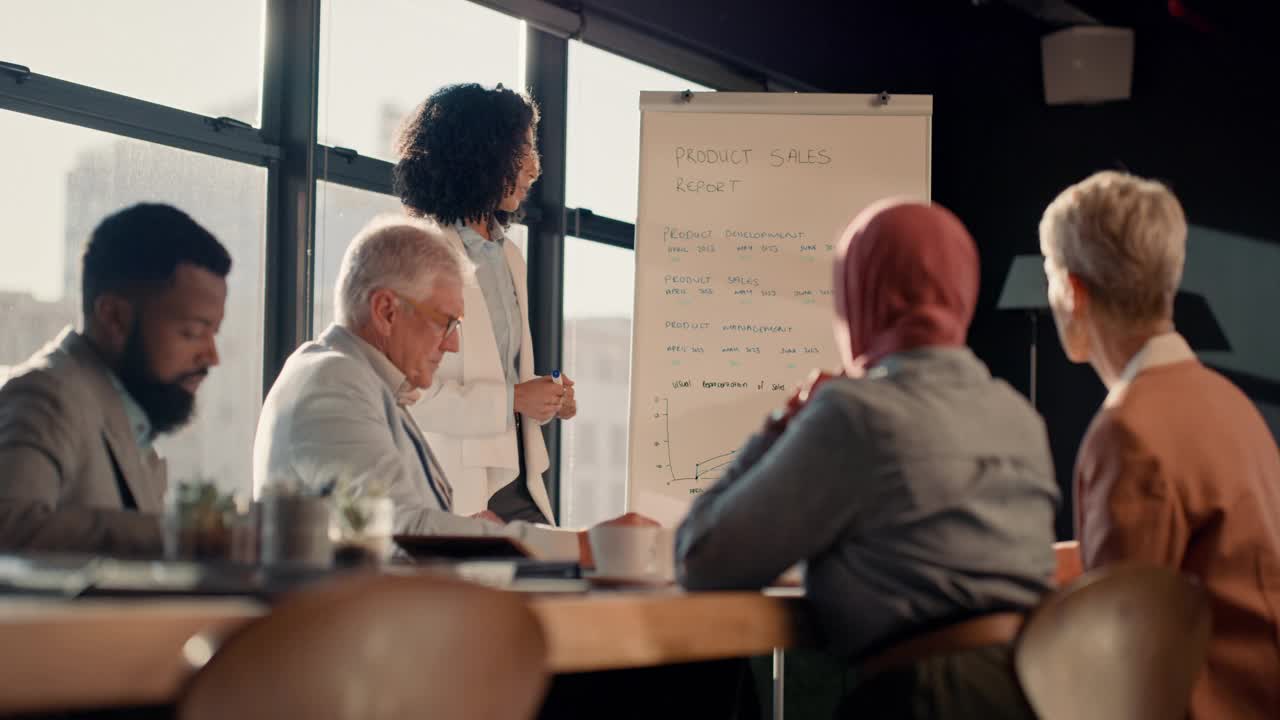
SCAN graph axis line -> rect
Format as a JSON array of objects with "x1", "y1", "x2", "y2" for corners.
[{"x1": 659, "y1": 396, "x2": 739, "y2": 485}]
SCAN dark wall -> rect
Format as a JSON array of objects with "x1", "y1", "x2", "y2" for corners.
[
  {"x1": 917, "y1": 8, "x2": 1279, "y2": 537},
  {"x1": 568, "y1": 0, "x2": 1280, "y2": 537}
]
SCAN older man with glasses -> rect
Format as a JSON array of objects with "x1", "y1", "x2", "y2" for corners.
[{"x1": 252, "y1": 215, "x2": 638, "y2": 560}]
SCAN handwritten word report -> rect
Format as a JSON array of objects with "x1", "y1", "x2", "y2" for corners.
[{"x1": 628, "y1": 94, "x2": 932, "y2": 525}]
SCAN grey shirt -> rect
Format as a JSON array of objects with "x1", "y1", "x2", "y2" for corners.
[
  {"x1": 457, "y1": 221, "x2": 522, "y2": 427},
  {"x1": 677, "y1": 347, "x2": 1060, "y2": 660}
]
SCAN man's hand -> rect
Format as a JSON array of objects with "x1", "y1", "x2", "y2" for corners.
[
  {"x1": 556, "y1": 375, "x2": 577, "y2": 420},
  {"x1": 599, "y1": 511, "x2": 660, "y2": 528},
  {"x1": 470, "y1": 510, "x2": 504, "y2": 524},
  {"x1": 514, "y1": 376, "x2": 565, "y2": 423}
]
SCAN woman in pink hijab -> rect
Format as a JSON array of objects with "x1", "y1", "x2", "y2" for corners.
[{"x1": 677, "y1": 200, "x2": 1059, "y2": 720}]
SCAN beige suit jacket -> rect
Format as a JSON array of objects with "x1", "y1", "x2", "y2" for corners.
[{"x1": 0, "y1": 327, "x2": 165, "y2": 555}]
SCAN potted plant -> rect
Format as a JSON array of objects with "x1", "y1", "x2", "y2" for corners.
[
  {"x1": 163, "y1": 478, "x2": 238, "y2": 561},
  {"x1": 330, "y1": 477, "x2": 394, "y2": 564},
  {"x1": 257, "y1": 477, "x2": 337, "y2": 568}
]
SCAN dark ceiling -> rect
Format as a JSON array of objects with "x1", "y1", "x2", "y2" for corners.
[
  {"x1": 552, "y1": 0, "x2": 1275, "y2": 92},
  {"x1": 1070, "y1": 0, "x2": 1271, "y2": 38}
]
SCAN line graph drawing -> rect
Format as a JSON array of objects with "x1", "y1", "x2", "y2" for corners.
[{"x1": 651, "y1": 397, "x2": 737, "y2": 484}]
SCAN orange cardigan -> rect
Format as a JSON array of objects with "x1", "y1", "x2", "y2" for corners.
[{"x1": 1076, "y1": 357, "x2": 1280, "y2": 719}]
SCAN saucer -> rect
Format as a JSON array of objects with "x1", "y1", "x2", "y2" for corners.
[{"x1": 582, "y1": 569, "x2": 674, "y2": 587}]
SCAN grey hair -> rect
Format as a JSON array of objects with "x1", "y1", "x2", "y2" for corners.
[
  {"x1": 334, "y1": 214, "x2": 473, "y2": 328},
  {"x1": 1039, "y1": 170, "x2": 1186, "y2": 325}
]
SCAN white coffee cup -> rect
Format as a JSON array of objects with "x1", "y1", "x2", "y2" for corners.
[{"x1": 588, "y1": 525, "x2": 675, "y2": 580}]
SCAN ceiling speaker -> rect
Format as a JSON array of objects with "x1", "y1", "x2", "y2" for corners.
[{"x1": 1041, "y1": 25, "x2": 1135, "y2": 105}]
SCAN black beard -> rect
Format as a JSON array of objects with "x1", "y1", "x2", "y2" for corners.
[{"x1": 114, "y1": 325, "x2": 204, "y2": 435}]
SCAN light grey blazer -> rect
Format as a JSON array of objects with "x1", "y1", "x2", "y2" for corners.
[
  {"x1": 252, "y1": 324, "x2": 579, "y2": 558},
  {"x1": 0, "y1": 328, "x2": 165, "y2": 555}
]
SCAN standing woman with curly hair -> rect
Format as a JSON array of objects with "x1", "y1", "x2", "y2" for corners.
[{"x1": 394, "y1": 83, "x2": 574, "y2": 526}]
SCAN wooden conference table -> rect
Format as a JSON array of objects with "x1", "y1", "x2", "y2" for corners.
[{"x1": 0, "y1": 585, "x2": 807, "y2": 715}]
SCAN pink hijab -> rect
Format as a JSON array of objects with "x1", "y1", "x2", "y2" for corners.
[{"x1": 832, "y1": 199, "x2": 980, "y2": 375}]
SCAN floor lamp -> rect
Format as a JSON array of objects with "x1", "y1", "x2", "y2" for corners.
[{"x1": 997, "y1": 256, "x2": 1050, "y2": 408}]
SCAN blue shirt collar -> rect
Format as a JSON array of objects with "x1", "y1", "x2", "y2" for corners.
[
  {"x1": 105, "y1": 372, "x2": 155, "y2": 450},
  {"x1": 455, "y1": 220, "x2": 506, "y2": 250}
]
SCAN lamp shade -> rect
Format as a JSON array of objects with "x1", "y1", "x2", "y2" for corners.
[{"x1": 996, "y1": 255, "x2": 1230, "y2": 352}]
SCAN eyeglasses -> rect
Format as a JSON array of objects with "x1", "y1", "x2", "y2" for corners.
[{"x1": 396, "y1": 293, "x2": 462, "y2": 338}]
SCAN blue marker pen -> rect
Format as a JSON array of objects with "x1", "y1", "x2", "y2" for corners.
[{"x1": 551, "y1": 370, "x2": 562, "y2": 385}]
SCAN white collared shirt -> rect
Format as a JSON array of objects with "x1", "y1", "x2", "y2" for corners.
[
  {"x1": 105, "y1": 372, "x2": 154, "y2": 450},
  {"x1": 1105, "y1": 332, "x2": 1196, "y2": 407}
]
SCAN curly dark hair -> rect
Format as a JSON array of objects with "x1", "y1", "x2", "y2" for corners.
[{"x1": 393, "y1": 83, "x2": 540, "y2": 227}]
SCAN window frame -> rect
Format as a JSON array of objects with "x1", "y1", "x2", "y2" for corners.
[{"x1": 0, "y1": 0, "x2": 783, "y2": 521}]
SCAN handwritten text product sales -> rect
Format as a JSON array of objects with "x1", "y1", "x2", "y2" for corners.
[{"x1": 671, "y1": 146, "x2": 832, "y2": 193}]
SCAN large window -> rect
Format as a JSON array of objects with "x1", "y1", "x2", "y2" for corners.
[
  {"x1": 566, "y1": 41, "x2": 711, "y2": 224},
  {"x1": 3, "y1": 0, "x2": 738, "y2": 520},
  {"x1": 0, "y1": 1, "x2": 264, "y2": 125},
  {"x1": 314, "y1": 182, "x2": 405, "y2": 330},
  {"x1": 561, "y1": 237, "x2": 635, "y2": 527},
  {"x1": 318, "y1": 0, "x2": 524, "y2": 161},
  {"x1": 0, "y1": 110, "x2": 266, "y2": 497},
  {"x1": 560, "y1": 45, "x2": 707, "y2": 526}
]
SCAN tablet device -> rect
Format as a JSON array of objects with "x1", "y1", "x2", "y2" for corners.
[{"x1": 392, "y1": 534, "x2": 533, "y2": 560}]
